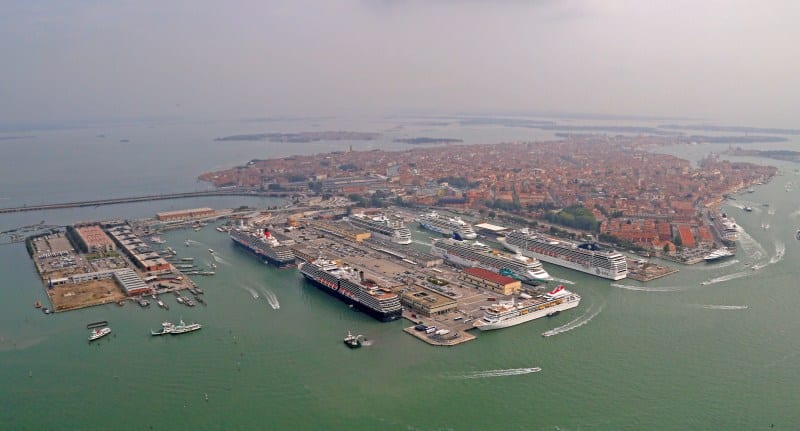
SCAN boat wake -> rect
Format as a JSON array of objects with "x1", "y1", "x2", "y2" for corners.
[
  {"x1": 551, "y1": 278, "x2": 576, "y2": 285},
  {"x1": 260, "y1": 288, "x2": 280, "y2": 310},
  {"x1": 239, "y1": 284, "x2": 259, "y2": 299},
  {"x1": 704, "y1": 259, "x2": 740, "y2": 269},
  {"x1": 737, "y1": 229, "x2": 766, "y2": 261},
  {"x1": 700, "y1": 271, "x2": 752, "y2": 285},
  {"x1": 542, "y1": 303, "x2": 604, "y2": 337},
  {"x1": 610, "y1": 283, "x2": 686, "y2": 292},
  {"x1": 770, "y1": 241, "x2": 785, "y2": 264},
  {"x1": 446, "y1": 367, "x2": 541, "y2": 379},
  {"x1": 693, "y1": 304, "x2": 749, "y2": 310},
  {"x1": 212, "y1": 254, "x2": 231, "y2": 266},
  {"x1": 186, "y1": 239, "x2": 206, "y2": 247}
]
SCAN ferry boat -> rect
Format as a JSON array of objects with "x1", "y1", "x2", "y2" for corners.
[
  {"x1": 343, "y1": 331, "x2": 363, "y2": 348},
  {"x1": 704, "y1": 248, "x2": 735, "y2": 262},
  {"x1": 298, "y1": 258, "x2": 403, "y2": 322},
  {"x1": 88, "y1": 327, "x2": 111, "y2": 341},
  {"x1": 473, "y1": 285, "x2": 580, "y2": 331},
  {"x1": 499, "y1": 228, "x2": 627, "y2": 280},
  {"x1": 346, "y1": 213, "x2": 412, "y2": 245},
  {"x1": 230, "y1": 228, "x2": 295, "y2": 267},
  {"x1": 431, "y1": 238, "x2": 551, "y2": 282},
  {"x1": 151, "y1": 319, "x2": 202, "y2": 335},
  {"x1": 417, "y1": 211, "x2": 477, "y2": 239}
]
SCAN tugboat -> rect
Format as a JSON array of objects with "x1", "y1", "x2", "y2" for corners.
[
  {"x1": 343, "y1": 331, "x2": 363, "y2": 348},
  {"x1": 88, "y1": 327, "x2": 111, "y2": 342},
  {"x1": 34, "y1": 300, "x2": 42, "y2": 309}
]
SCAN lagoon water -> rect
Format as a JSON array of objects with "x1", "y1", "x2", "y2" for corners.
[{"x1": 1, "y1": 118, "x2": 800, "y2": 430}]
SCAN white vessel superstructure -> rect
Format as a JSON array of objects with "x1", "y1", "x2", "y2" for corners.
[
  {"x1": 473, "y1": 285, "x2": 580, "y2": 331},
  {"x1": 431, "y1": 238, "x2": 551, "y2": 281},
  {"x1": 499, "y1": 228, "x2": 627, "y2": 280},
  {"x1": 417, "y1": 211, "x2": 477, "y2": 239},
  {"x1": 347, "y1": 213, "x2": 412, "y2": 244}
]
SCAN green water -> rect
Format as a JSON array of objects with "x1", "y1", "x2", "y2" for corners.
[
  {"x1": 2, "y1": 120, "x2": 800, "y2": 429},
  {"x1": 3, "y1": 177, "x2": 800, "y2": 430}
]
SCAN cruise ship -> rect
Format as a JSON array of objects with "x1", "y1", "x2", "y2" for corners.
[
  {"x1": 298, "y1": 258, "x2": 403, "y2": 322},
  {"x1": 347, "y1": 213, "x2": 412, "y2": 245},
  {"x1": 704, "y1": 248, "x2": 735, "y2": 262},
  {"x1": 417, "y1": 211, "x2": 477, "y2": 239},
  {"x1": 473, "y1": 285, "x2": 581, "y2": 331},
  {"x1": 499, "y1": 229, "x2": 628, "y2": 280},
  {"x1": 230, "y1": 228, "x2": 295, "y2": 268},
  {"x1": 430, "y1": 238, "x2": 551, "y2": 282},
  {"x1": 716, "y1": 214, "x2": 739, "y2": 244}
]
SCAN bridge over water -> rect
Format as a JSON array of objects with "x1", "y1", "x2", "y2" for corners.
[{"x1": 0, "y1": 190, "x2": 294, "y2": 214}]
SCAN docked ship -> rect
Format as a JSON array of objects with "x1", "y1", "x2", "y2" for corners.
[
  {"x1": 346, "y1": 213, "x2": 412, "y2": 245},
  {"x1": 473, "y1": 285, "x2": 581, "y2": 331},
  {"x1": 298, "y1": 258, "x2": 403, "y2": 322},
  {"x1": 230, "y1": 227, "x2": 295, "y2": 268},
  {"x1": 704, "y1": 248, "x2": 735, "y2": 262},
  {"x1": 417, "y1": 211, "x2": 477, "y2": 239},
  {"x1": 151, "y1": 319, "x2": 202, "y2": 335},
  {"x1": 430, "y1": 238, "x2": 551, "y2": 282},
  {"x1": 499, "y1": 228, "x2": 628, "y2": 280},
  {"x1": 712, "y1": 212, "x2": 739, "y2": 244},
  {"x1": 88, "y1": 327, "x2": 111, "y2": 342}
]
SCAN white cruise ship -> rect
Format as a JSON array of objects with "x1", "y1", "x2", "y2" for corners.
[
  {"x1": 347, "y1": 213, "x2": 412, "y2": 244},
  {"x1": 499, "y1": 229, "x2": 627, "y2": 280},
  {"x1": 417, "y1": 211, "x2": 477, "y2": 239},
  {"x1": 431, "y1": 238, "x2": 551, "y2": 282},
  {"x1": 473, "y1": 285, "x2": 580, "y2": 331},
  {"x1": 704, "y1": 248, "x2": 734, "y2": 262}
]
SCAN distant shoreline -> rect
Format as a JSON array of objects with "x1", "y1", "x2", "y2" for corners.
[
  {"x1": 393, "y1": 137, "x2": 463, "y2": 145},
  {"x1": 214, "y1": 131, "x2": 380, "y2": 143}
]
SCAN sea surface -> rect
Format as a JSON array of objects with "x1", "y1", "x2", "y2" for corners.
[{"x1": 1, "y1": 118, "x2": 800, "y2": 430}]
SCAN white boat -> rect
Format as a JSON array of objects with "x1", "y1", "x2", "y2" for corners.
[
  {"x1": 431, "y1": 238, "x2": 551, "y2": 282},
  {"x1": 417, "y1": 211, "x2": 477, "y2": 239},
  {"x1": 499, "y1": 228, "x2": 627, "y2": 280},
  {"x1": 473, "y1": 285, "x2": 581, "y2": 331},
  {"x1": 208, "y1": 248, "x2": 214, "y2": 253},
  {"x1": 346, "y1": 213, "x2": 412, "y2": 244},
  {"x1": 88, "y1": 327, "x2": 111, "y2": 341},
  {"x1": 151, "y1": 319, "x2": 201, "y2": 335},
  {"x1": 704, "y1": 248, "x2": 735, "y2": 262}
]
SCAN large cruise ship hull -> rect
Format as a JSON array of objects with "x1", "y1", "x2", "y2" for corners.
[
  {"x1": 431, "y1": 247, "x2": 550, "y2": 282},
  {"x1": 475, "y1": 299, "x2": 580, "y2": 331},
  {"x1": 498, "y1": 237, "x2": 626, "y2": 281},
  {"x1": 299, "y1": 271, "x2": 402, "y2": 322},
  {"x1": 230, "y1": 235, "x2": 295, "y2": 268}
]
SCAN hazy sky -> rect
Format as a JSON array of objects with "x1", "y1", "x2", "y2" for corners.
[{"x1": 1, "y1": 1, "x2": 798, "y2": 128}]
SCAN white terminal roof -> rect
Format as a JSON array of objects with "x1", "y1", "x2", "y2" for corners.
[{"x1": 474, "y1": 222, "x2": 508, "y2": 232}]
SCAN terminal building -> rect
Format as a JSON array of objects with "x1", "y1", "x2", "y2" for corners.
[
  {"x1": 106, "y1": 225, "x2": 171, "y2": 273},
  {"x1": 309, "y1": 220, "x2": 371, "y2": 242},
  {"x1": 71, "y1": 224, "x2": 116, "y2": 254},
  {"x1": 155, "y1": 207, "x2": 215, "y2": 222},
  {"x1": 459, "y1": 267, "x2": 521, "y2": 295},
  {"x1": 398, "y1": 285, "x2": 458, "y2": 317}
]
